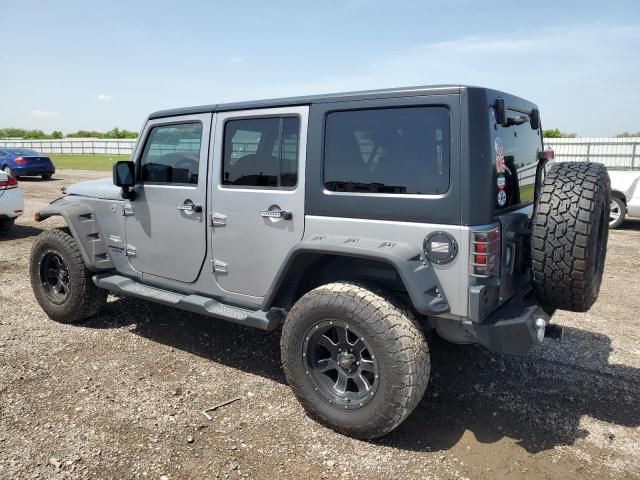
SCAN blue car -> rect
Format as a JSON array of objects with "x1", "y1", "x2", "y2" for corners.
[{"x1": 0, "y1": 148, "x2": 56, "y2": 180}]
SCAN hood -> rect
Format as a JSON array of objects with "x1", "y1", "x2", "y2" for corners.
[{"x1": 65, "y1": 177, "x2": 122, "y2": 200}]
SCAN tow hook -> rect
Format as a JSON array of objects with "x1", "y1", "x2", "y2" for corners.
[
  {"x1": 535, "y1": 318, "x2": 564, "y2": 343},
  {"x1": 535, "y1": 318, "x2": 546, "y2": 343}
]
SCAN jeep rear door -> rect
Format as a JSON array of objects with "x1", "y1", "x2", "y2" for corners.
[
  {"x1": 210, "y1": 106, "x2": 308, "y2": 297},
  {"x1": 123, "y1": 113, "x2": 211, "y2": 283}
]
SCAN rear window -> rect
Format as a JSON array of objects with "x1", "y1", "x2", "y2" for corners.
[
  {"x1": 492, "y1": 108, "x2": 542, "y2": 210},
  {"x1": 10, "y1": 149, "x2": 39, "y2": 156},
  {"x1": 324, "y1": 107, "x2": 450, "y2": 195}
]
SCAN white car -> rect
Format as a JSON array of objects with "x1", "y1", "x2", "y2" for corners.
[
  {"x1": 0, "y1": 171, "x2": 24, "y2": 235},
  {"x1": 609, "y1": 170, "x2": 640, "y2": 228}
]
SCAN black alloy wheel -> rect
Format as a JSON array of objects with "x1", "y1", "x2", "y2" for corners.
[
  {"x1": 39, "y1": 251, "x2": 71, "y2": 304},
  {"x1": 303, "y1": 320, "x2": 379, "y2": 409}
]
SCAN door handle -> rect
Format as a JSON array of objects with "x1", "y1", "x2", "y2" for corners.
[
  {"x1": 260, "y1": 209, "x2": 292, "y2": 220},
  {"x1": 177, "y1": 202, "x2": 202, "y2": 213}
]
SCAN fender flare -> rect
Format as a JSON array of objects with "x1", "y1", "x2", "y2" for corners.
[
  {"x1": 36, "y1": 199, "x2": 114, "y2": 271},
  {"x1": 262, "y1": 235, "x2": 450, "y2": 317}
]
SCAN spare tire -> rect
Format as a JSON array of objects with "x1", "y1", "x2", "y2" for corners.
[{"x1": 531, "y1": 162, "x2": 610, "y2": 312}]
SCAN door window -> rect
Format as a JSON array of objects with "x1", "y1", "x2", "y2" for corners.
[
  {"x1": 139, "y1": 122, "x2": 203, "y2": 184},
  {"x1": 222, "y1": 116, "x2": 299, "y2": 188}
]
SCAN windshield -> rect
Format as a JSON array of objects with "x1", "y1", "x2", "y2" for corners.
[
  {"x1": 490, "y1": 108, "x2": 542, "y2": 210},
  {"x1": 10, "y1": 148, "x2": 40, "y2": 156}
]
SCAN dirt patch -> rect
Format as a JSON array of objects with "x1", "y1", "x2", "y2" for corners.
[{"x1": 1, "y1": 171, "x2": 639, "y2": 479}]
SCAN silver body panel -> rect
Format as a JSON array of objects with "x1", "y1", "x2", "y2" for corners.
[
  {"x1": 303, "y1": 216, "x2": 469, "y2": 318},
  {"x1": 210, "y1": 106, "x2": 309, "y2": 297},
  {"x1": 124, "y1": 113, "x2": 212, "y2": 283}
]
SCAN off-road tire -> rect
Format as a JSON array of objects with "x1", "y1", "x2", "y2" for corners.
[
  {"x1": 0, "y1": 217, "x2": 16, "y2": 236},
  {"x1": 281, "y1": 282, "x2": 430, "y2": 439},
  {"x1": 609, "y1": 195, "x2": 626, "y2": 229},
  {"x1": 531, "y1": 162, "x2": 610, "y2": 312},
  {"x1": 30, "y1": 228, "x2": 107, "y2": 323}
]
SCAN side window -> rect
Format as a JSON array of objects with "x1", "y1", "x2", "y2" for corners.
[
  {"x1": 222, "y1": 116, "x2": 299, "y2": 188},
  {"x1": 324, "y1": 107, "x2": 450, "y2": 194},
  {"x1": 139, "y1": 122, "x2": 203, "y2": 184}
]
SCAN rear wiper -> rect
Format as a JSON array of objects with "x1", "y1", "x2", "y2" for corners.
[
  {"x1": 503, "y1": 115, "x2": 528, "y2": 127},
  {"x1": 493, "y1": 97, "x2": 541, "y2": 130}
]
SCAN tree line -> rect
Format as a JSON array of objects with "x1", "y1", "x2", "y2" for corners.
[
  {"x1": 0, "y1": 127, "x2": 138, "y2": 139},
  {"x1": 543, "y1": 128, "x2": 640, "y2": 138}
]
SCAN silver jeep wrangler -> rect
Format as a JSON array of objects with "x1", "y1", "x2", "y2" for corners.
[{"x1": 30, "y1": 85, "x2": 610, "y2": 439}]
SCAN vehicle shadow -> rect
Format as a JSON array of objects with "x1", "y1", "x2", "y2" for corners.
[
  {"x1": 16, "y1": 177, "x2": 62, "y2": 182},
  {"x1": 0, "y1": 223, "x2": 45, "y2": 241},
  {"x1": 83, "y1": 297, "x2": 640, "y2": 454},
  {"x1": 380, "y1": 331, "x2": 640, "y2": 454},
  {"x1": 85, "y1": 296, "x2": 285, "y2": 384},
  {"x1": 617, "y1": 217, "x2": 640, "y2": 231}
]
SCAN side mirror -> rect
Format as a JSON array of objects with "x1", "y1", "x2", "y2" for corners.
[{"x1": 113, "y1": 161, "x2": 136, "y2": 199}]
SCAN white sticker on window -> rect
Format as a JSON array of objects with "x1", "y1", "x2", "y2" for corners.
[{"x1": 497, "y1": 190, "x2": 507, "y2": 207}]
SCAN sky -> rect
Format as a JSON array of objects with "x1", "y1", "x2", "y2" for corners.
[{"x1": 1, "y1": 0, "x2": 639, "y2": 137}]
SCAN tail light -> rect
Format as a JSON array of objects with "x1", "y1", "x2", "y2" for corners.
[
  {"x1": 14, "y1": 156, "x2": 27, "y2": 164},
  {"x1": 470, "y1": 227, "x2": 501, "y2": 278},
  {"x1": 0, "y1": 175, "x2": 18, "y2": 190},
  {"x1": 537, "y1": 149, "x2": 555, "y2": 162}
]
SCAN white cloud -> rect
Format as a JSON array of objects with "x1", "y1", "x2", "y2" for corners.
[
  {"x1": 30, "y1": 110, "x2": 58, "y2": 118},
  {"x1": 243, "y1": 25, "x2": 639, "y2": 136},
  {"x1": 229, "y1": 56, "x2": 245, "y2": 64},
  {"x1": 97, "y1": 94, "x2": 112, "y2": 101}
]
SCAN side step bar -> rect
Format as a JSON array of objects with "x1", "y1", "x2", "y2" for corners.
[{"x1": 93, "y1": 273, "x2": 283, "y2": 331}]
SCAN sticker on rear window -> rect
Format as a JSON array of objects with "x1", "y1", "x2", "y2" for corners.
[
  {"x1": 497, "y1": 174, "x2": 506, "y2": 190},
  {"x1": 497, "y1": 190, "x2": 507, "y2": 207},
  {"x1": 494, "y1": 137, "x2": 511, "y2": 174}
]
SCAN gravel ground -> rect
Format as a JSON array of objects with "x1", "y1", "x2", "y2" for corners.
[{"x1": 1, "y1": 171, "x2": 639, "y2": 480}]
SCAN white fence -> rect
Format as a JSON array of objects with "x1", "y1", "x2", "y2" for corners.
[
  {"x1": 544, "y1": 137, "x2": 640, "y2": 170},
  {"x1": 0, "y1": 139, "x2": 137, "y2": 156},
  {"x1": 515, "y1": 137, "x2": 640, "y2": 188}
]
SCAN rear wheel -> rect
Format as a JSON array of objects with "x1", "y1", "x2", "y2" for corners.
[
  {"x1": 281, "y1": 282, "x2": 430, "y2": 439},
  {"x1": 30, "y1": 228, "x2": 107, "y2": 323},
  {"x1": 531, "y1": 162, "x2": 610, "y2": 312},
  {"x1": 41, "y1": 173, "x2": 53, "y2": 180},
  {"x1": 609, "y1": 195, "x2": 626, "y2": 229},
  {"x1": 2, "y1": 166, "x2": 13, "y2": 177}
]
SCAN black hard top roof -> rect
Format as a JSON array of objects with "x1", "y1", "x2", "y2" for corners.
[{"x1": 148, "y1": 84, "x2": 466, "y2": 120}]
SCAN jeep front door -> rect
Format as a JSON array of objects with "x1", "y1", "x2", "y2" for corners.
[
  {"x1": 211, "y1": 106, "x2": 308, "y2": 298},
  {"x1": 124, "y1": 114, "x2": 211, "y2": 283}
]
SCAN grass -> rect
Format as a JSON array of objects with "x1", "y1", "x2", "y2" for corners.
[{"x1": 48, "y1": 154, "x2": 129, "y2": 171}]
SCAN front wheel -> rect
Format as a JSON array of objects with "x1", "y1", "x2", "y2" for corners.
[
  {"x1": 609, "y1": 196, "x2": 626, "y2": 229},
  {"x1": 30, "y1": 228, "x2": 107, "y2": 323},
  {"x1": 281, "y1": 282, "x2": 430, "y2": 439}
]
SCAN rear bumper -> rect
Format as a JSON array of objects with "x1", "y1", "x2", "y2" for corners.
[
  {"x1": 433, "y1": 286, "x2": 556, "y2": 356},
  {"x1": 627, "y1": 198, "x2": 640, "y2": 218},
  {"x1": 0, "y1": 188, "x2": 24, "y2": 220},
  {"x1": 11, "y1": 165, "x2": 55, "y2": 176}
]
